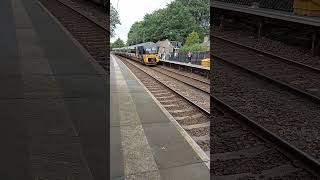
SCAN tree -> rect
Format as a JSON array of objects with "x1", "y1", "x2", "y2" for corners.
[
  {"x1": 127, "y1": 21, "x2": 144, "y2": 45},
  {"x1": 184, "y1": 31, "x2": 200, "y2": 46},
  {"x1": 175, "y1": 0, "x2": 209, "y2": 38},
  {"x1": 110, "y1": 3, "x2": 120, "y2": 37},
  {"x1": 111, "y1": 38, "x2": 125, "y2": 48},
  {"x1": 126, "y1": 1, "x2": 198, "y2": 45},
  {"x1": 180, "y1": 31, "x2": 207, "y2": 52},
  {"x1": 179, "y1": 43, "x2": 207, "y2": 52}
]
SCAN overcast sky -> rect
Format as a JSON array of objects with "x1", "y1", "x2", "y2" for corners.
[{"x1": 110, "y1": 0, "x2": 174, "y2": 43}]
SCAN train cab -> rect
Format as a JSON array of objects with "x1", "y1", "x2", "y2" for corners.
[
  {"x1": 112, "y1": 42, "x2": 160, "y2": 66},
  {"x1": 137, "y1": 44, "x2": 159, "y2": 65}
]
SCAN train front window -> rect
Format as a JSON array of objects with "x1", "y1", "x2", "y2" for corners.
[{"x1": 145, "y1": 47, "x2": 157, "y2": 54}]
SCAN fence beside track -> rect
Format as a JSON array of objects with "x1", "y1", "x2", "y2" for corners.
[
  {"x1": 161, "y1": 51, "x2": 210, "y2": 65},
  {"x1": 212, "y1": 0, "x2": 294, "y2": 12}
]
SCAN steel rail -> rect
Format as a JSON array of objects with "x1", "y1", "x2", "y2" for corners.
[
  {"x1": 212, "y1": 35, "x2": 320, "y2": 74},
  {"x1": 213, "y1": 54, "x2": 320, "y2": 104},
  {"x1": 151, "y1": 67, "x2": 210, "y2": 94},
  {"x1": 213, "y1": 96, "x2": 320, "y2": 178},
  {"x1": 55, "y1": 0, "x2": 107, "y2": 31},
  {"x1": 119, "y1": 56, "x2": 210, "y2": 116},
  {"x1": 157, "y1": 66, "x2": 210, "y2": 85}
]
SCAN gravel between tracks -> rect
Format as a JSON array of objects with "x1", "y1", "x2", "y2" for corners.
[
  {"x1": 159, "y1": 65, "x2": 210, "y2": 84},
  {"x1": 213, "y1": 38, "x2": 320, "y2": 98},
  {"x1": 210, "y1": 103, "x2": 317, "y2": 179},
  {"x1": 117, "y1": 56, "x2": 210, "y2": 156},
  {"x1": 55, "y1": 0, "x2": 106, "y2": 28},
  {"x1": 120, "y1": 58, "x2": 210, "y2": 112},
  {"x1": 212, "y1": 27, "x2": 320, "y2": 69},
  {"x1": 213, "y1": 60, "x2": 320, "y2": 164},
  {"x1": 153, "y1": 66, "x2": 210, "y2": 93},
  {"x1": 40, "y1": 0, "x2": 108, "y2": 71}
]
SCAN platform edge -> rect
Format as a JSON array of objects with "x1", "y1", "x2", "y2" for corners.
[
  {"x1": 112, "y1": 54, "x2": 210, "y2": 169},
  {"x1": 37, "y1": 0, "x2": 106, "y2": 75}
]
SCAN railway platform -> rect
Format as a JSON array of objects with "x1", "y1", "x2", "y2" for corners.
[
  {"x1": 212, "y1": 0, "x2": 320, "y2": 55},
  {"x1": 1, "y1": 0, "x2": 107, "y2": 179},
  {"x1": 211, "y1": 1, "x2": 320, "y2": 27},
  {"x1": 110, "y1": 54, "x2": 210, "y2": 179},
  {"x1": 160, "y1": 59, "x2": 210, "y2": 78}
]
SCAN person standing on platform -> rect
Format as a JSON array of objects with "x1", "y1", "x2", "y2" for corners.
[
  {"x1": 162, "y1": 51, "x2": 166, "y2": 61},
  {"x1": 187, "y1": 51, "x2": 192, "y2": 64}
]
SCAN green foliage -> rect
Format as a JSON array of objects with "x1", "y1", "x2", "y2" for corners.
[
  {"x1": 126, "y1": 0, "x2": 209, "y2": 45},
  {"x1": 111, "y1": 38, "x2": 125, "y2": 49},
  {"x1": 110, "y1": 3, "x2": 120, "y2": 37},
  {"x1": 179, "y1": 43, "x2": 207, "y2": 53},
  {"x1": 175, "y1": 0, "x2": 210, "y2": 38},
  {"x1": 127, "y1": 21, "x2": 144, "y2": 45},
  {"x1": 180, "y1": 31, "x2": 206, "y2": 52},
  {"x1": 184, "y1": 31, "x2": 200, "y2": 46}
]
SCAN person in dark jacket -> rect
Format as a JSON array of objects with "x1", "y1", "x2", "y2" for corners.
[{"x1": 187, "y1": 51, "x2": 192, "y2": 63}]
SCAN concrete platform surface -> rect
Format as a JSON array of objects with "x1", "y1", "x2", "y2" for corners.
[
  {"x1": 110, "y1": 54, "x2": 210, "y2": 180},
  {"x1": 0, "y1": 0, "x2": 107, "y2": 179}
]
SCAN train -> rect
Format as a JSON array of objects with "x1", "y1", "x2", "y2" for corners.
[{"x1": 112, "y1": 42, "x2": 160, "y2": 66}]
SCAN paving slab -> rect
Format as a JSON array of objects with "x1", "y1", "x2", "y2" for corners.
[
  {"x1": 3, "y1": 0, "x2": 108, "y2": 179},
  {"x1": 159, "y1": 162, "x2": 210, "y2": 180},
  {"x1": 0, "y1": 0, "x2": 20, "y2": 75},
  {"x1": 21, "y1": 0, "x2": 100, "y2": 75},
  {"x1": 0, "y1": 99, "x2": 30, "y2": 179},
  {"x1": 110, "y1": 127, "x2": 125, "y2": 178},
  {"x1": 54, "y1": 75, "x2": 107, "y2": 98}
]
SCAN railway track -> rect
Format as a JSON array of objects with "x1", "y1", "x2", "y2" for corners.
[
  {"x1": 212, "y1": 31, "x2": 320, "y2": 178},
  {"x1": 211, "y1": 97, "x2": 319, "y2": 179},
  {"x1": 212, "y1": 35, "x2": 320, "y2": 73},
  {"x1": 157, "y1": 65, "x2": 210, "y2": 84},
  {"x1": 117, "y1": 55, "x2": 319, "y2": 178},
  {"x1": 212, "y1": 36, "x2": 320, "y2": 103},
  {"x1": 116, "y1": 55, "x2": 210, "y2": 158},
  {"x1": 213, "y1": 56, "x2": 320, "y2": 174},
  {"x1": 39, "y1": 0, "x2": 108, "y2": 71},
  {"x1": 152, "y1": 66, "x2": 210, "y2": 94}
]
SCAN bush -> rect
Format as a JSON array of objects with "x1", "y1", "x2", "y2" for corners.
[{"x1": 179, "y1": 43, "x2": 207, "y2": 53}]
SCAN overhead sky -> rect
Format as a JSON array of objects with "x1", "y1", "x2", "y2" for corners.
[{"x1": 110, "y1": 0, "x2": 174, "y2": 43}]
